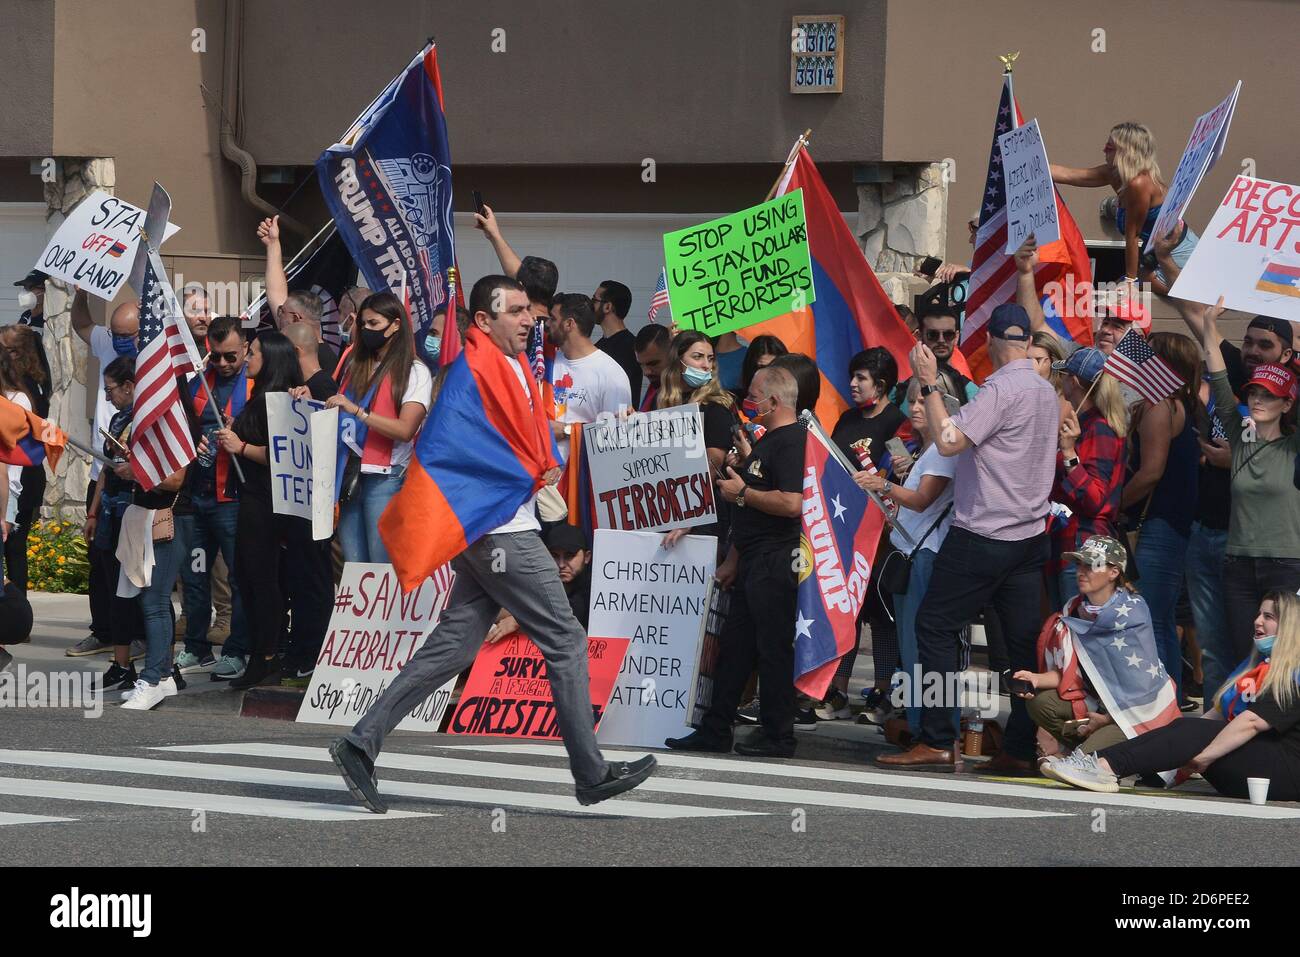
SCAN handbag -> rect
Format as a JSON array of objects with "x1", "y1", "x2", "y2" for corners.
[
  {"x1": 338, "y1": 380, "x2": 382, "y2": 506},
  {"x1": 880, "y1": 502, "x2": 953, "y2": 595},
  {"x1": 151, "y1": 490, "x2": 181, "y2": 543}
]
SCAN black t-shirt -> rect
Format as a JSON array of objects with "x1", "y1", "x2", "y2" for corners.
[
  {"x1": 596, "y1": 329, "x2": 642, "y2": 404},
  {"x1": 1248, "y1": 686, "x2": 1300, "y2": 770},
  {"x1": 102, "y1": 408, "x2": 135, "y2": 500},
  {"x1": 1220, "y1": 341, "x2": 1249, "y2": 400},
  {"x1": 831, "y1": 404, "x2": 906, "y2": 470},
  {"x1": 306, "y1": 369, "x2": 338, "y2": 401},
  {"x1": 318, "y1": 342, "x2": 339, "y2": 377},
  {"x1": 1193, "y1": 403, "x2": 1231, "y2": 530},
  {"x1": 231, "y1": 394, "x2": 273, "y2": 501},
  {"x1": 731, "y1": 422, "x2": 805, "y2": 555},
  {"x1": 691, "y1": 400, "x2": 739, "y2": 540}
]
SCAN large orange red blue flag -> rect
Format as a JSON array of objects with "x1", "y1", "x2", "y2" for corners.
[
  {"x1": 0, "y1": 393, "x2": 65, "y2": 469},
  {"x1": 378, "y1": 325, "x2": 559, "y2": 591},
  {"x1": 744, "y1": 148, "x2": 924, "y2": 427}
]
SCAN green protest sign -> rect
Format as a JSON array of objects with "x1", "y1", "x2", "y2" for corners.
[{"x1": 663, "y1": 189, "x2": 815, "y2": 336}]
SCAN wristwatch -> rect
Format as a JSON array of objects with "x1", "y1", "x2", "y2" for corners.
[
  {"x1": 881, "y1": 480, "x2": 894, "y2": 496},
  {"x1": 920, "y1": 383, "x2": 940, "y2": 398},
  {"x1": 1063, "y1": 455, "x2": 1080, "y2": 470},
  {"x1": 735, "y1": 487, "x2": 747, "y2": 508}
]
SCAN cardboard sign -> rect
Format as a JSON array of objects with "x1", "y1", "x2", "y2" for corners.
[
  {"x1": 1145, "y1": 82, "x2": 1241, "y2": 252},
  {"x1": 1168, "y1": 176, "x2": 1300, "y2": 322},
  {"x1": 310, "y1": 406, "x2": 339, "y2": 541},
  {"x1": 35, "y1": 191, "x2": 179, "y2": 301},
  {"x1": 664, "y1": 189, "x2": 815, "y2": 336},
  {"x1": 585, "y1": 404, "x2": 715, "y2": 534},
  {"x1": 446, "y1": 634, "x2": 629, "y2": 738},
  {"x1": 266, "y1": 393, "x2": 324, "y2": 523},
  {"x1": 296, "y1": 562, "x2": 457, "y2": 730},
  {"x1": 999, "y1": 119, "x2": 1060, "y2": 252},
  {"x1": 588, "y1": 529, "x2": 716, "y2": 747}
]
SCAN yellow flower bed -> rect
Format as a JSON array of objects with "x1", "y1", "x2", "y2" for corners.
[{"x1": 26, "y1": 520, "x2": 90, "y2": 594}]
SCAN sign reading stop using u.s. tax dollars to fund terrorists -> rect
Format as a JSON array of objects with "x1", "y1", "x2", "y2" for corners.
[
  {"x1": 998, "y1": 118, "x2": 1060, "y2": 253},
  {"x1": 1169, "y1": 176, "x2": 1300, "y2": 323},
  {"x1": 664, "y1": 189, "x2": 815, "y2": 336},
  {"x1": 35, "y1": 190, "x2": 180, "y2": 301},
  {"x1": 585, "y1": 403, "x2": 715, "y2": 533},
  {"x1": 588, "y1": 528, "x2": 716, "y2": 747},
  {"x1": 296, "y1": 563, "x2": 457, "y2": 731}
]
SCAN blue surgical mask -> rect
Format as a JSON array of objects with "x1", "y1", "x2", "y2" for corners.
[
  {"x1": 424, "y1": 334, "x2": 442, "y2": 362},
  {"x1": 1255, "y1": 633, "x2": 1276, "y2": 656},
  {"x1": 111, "y1": 334, "x2": 138, "y2": 358},
  {"x1": 682, "y1": 364, "x2": 712, "y2": 388}
]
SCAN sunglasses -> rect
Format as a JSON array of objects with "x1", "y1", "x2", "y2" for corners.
[
  {"x1": 924, "y1": 329, "x2": 958, "y2": 342},
  {"x1": 212, "y1": 351, "x2": 242, "y2": 364}
]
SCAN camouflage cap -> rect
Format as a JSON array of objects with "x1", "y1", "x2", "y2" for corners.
[{"x1": 1063, "y1": 536, "x2": 1127, "y2": 571}]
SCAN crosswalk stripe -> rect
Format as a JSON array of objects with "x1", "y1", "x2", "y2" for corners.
[
  {"x1": 0, "y1": 811, "x2": 77, "y2": 826},
  {"x1": 0, "y1": 749, "x2": 752, "y2": 820},
  {"x1": 439, "y1": 742, "x2": 1300, "y2": 821},
  {"x1": 157, "y1": 743, "x2": 1068, "y2": 820}
]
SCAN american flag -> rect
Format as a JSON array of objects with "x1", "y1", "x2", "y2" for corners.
[
  {"x1": 1105, "y1": 328, "x2": 1183, "y2": 404},
  {"x1": 130, "y1": 250, "x2": 198, "y2": 489},
  {"x1": 647, "y1": 267, "x2": 670, "y2": 322}
]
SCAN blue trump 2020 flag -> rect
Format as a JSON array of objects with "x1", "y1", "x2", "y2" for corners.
[{"x1": 316, "y1": 41, "x2": 460, "y2": 366}]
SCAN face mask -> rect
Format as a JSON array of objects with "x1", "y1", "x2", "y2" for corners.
[
  {"x1": 857, "y1": 395, "x2": 878, "y2": 411},
  {"x1": 742, "y1": 398, "x2": 768, "y2": 420},
  {"x1": 682, "y1": 364, "x2": 712, "y2": 388},
  {"x1": 359, "y1": 325, "x2": 391, "y2": 353},
  {"x1": 339, "y1": 325, "x2": 352, "y2": 346},
  {"x1": 111, "y1": 334, "x2": 138, "y2": 358},
  {"x1": 17, "y1": 291, "x2": 37, "y2": 311},
  {"x1": 1255, "y1": 633, "x2": 1276, "y2": 656},
  {"x1": 424, "y1": 334, "x2": 442, "y2": 362}
]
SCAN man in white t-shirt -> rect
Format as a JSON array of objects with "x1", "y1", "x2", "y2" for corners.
[
  {"x1": 331, "y1": 274, "x2": 655, "y2": 813},
  {"x1": 547, "y1": 293, "x2": 632, "y2": 463},
  {"x1": 67, "y1": 290, "x2": 139, "y2": 657}
]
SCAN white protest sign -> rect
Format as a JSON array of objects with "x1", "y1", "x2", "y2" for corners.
[
  {"x1": 999, "y1": 118, "x2": 1060, "y2": 253},
  {"x1": 35, "y1": 190, "x2": 180, "y2": 301},
  {"x1": 585, "y1": 403, "x2": 716, "y2": 534},
  {"x1": 310, "y1": 406, "x2": 339, "y2": 541},
  {"x1": 296, "y1": 562, "x2": 457, "y2": 730},
  {"x1": 1145, "y1": 82, "x2": 1241, "y2": 252},
  {"x1": 588, "y1": 528, "x2": 716, "y2": 747},
  {"x1": 267, "y1": 392, "x2": 324, "y2": 523},
  {"x1": 1168, "y1": 176, "x2": 1300, "y2": 322}
]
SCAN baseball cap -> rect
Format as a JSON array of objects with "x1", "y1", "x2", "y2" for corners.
[
  {"x1": 544, "y1": 523, "x2": 589, "y2": 554},
  {"x1": 1052, "y1": 346, "x2": 1107, "y2": 384},
  {"x1": 13, "y1": 269, "x2": 47, "y2": 289},
  {"x1": 1247, "y1": 315, "x2": 1295, "y2": 350},
  {"x1": 1244, "y1": 363, "x2": 1298, "y2": 402},
  {"x1": 1063, "y1": 536, "x2": 1127, "y2": 571},
  {"x1": 988, "y1": 303, "x2": 1031, "y2": 341},
  {"x1": 1099, "y1": 296, "x2": 1151, "y2": 332}
]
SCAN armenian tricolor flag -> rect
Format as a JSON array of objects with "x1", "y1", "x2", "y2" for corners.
[
  {"x1": 0, "y1": 393, "x2": 65, "y2": 469},
  {"x1": 378, "y1": 325, "x2": 560, "y2": 592},
  {"x1": 1256, "y1": 261, "x2": 1300, "y2": 299}
]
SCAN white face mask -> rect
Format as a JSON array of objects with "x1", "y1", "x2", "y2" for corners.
[{"x1": 17, "y1": 291, "x2": 38, "y2": 311}]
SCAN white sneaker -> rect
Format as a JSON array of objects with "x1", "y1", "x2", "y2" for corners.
[
  {"x1": 120, "y1": 679, "x2": 168, "y2": 711},
  {"x1": 1042, "y1": 750, "x2": 1118, "y2": 793},
  {"x1": 122, "y1": 674, "x2": 177, "y2": 700}
]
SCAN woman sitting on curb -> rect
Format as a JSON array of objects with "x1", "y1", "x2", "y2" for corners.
[
  {"x1": 1013, "y1": 536, "x2": 1181, "y2": 770},
  {"x1": 1043, "y1": 592, "x2": 1300, "y2": 798}
]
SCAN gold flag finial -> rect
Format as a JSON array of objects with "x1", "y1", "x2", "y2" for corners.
[{"x1": 999, "y1": 51, "x2": 1020, "y2": 73}]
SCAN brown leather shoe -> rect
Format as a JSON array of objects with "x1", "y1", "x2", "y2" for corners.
[
  {"x1": 973, "y1": 750, "x2": 1038, "y2": 777},
  {"x1": 875, "y1": 742, "x2": 962, "y2": 772}
]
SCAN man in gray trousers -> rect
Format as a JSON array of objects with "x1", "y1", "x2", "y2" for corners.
[{"x1": 330, "y1": 275, "x2": 656, "y2": 812}]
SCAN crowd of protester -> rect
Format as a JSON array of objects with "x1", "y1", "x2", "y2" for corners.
[{"x1": 1, "y1": 142, "x2": 1298, "y2": 803}]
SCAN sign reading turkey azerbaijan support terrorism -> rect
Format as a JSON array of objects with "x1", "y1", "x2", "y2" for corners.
[{"x1": 664, "y1": 190, "x2": 815, "y2": 336}]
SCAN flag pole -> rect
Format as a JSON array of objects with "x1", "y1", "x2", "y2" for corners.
[
  {"x1": 799, "y1": 410, "x2": 917, "y2": 547},
  {"x1": 63, "y1": 434, "x2": 110, "y2": 467},
  {"x1": 764, "y1": 129, "x2": 813, "y2": 201}
]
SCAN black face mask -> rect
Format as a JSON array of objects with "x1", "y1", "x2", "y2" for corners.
[{"x1": 359, "y1": 325, "x2": 391, "y2": 353}]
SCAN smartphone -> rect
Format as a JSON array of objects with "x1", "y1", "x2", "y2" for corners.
[
  {"x1": 1004, "y1": 673, "x2": 1035, "y2": 697},
  {"x1": 917, "y1": 256, "x2": 943, "y2": 278},
  {"x1": 1063, "y1": 718, "x2": 1092, "y2": 734},
  {"x1": 472, "y1": 189, "x2": 485, "y2": 216},
  {"x1": 885, "y1": 437, "x2": 911, "y2": 464}
]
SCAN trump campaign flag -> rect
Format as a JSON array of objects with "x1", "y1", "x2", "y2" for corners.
[
  {"x1": 962, "y1": 71, "x2": 1092, "y2": 382},
  {"x1": 744, "y1": 144, "x2": 922, "y2": 427},
  {"x1": 316, "y1": 41, "x2": 461, "y2": 367},
  {"x1": 378, "y1": 325, "x2": 560, "y2": 592},
  {"x1": 794, "y1": 420, "x2": 887, "y2": 700}
]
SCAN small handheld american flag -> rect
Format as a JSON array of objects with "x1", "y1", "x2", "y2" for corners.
[
  {"x1": 647, "y1": 267, "x2": 670, "y2": 322},
  {"x1": 1104, "y1": 328, "x2": 1183, "y2": 405}
]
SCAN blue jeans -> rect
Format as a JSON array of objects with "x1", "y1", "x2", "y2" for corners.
[
  {"x1": 338, "y1": 470, "x2": 406, "y2": 564},
  {"x1": 139, "y1": 525, "x2": 189, "y2": 686},
  {"x1": 178, "y1": 500, "x2": 248, "y2": 658},
  {"x1": 894, "y1": 547, "x2": 959, "y2": 737},
  {"x1": 1185, "y1": 522, "x2": 1230, "y2": 705},
  {"x1": 1133, "y1": 517, "x2": 1190, "y2": 699}
]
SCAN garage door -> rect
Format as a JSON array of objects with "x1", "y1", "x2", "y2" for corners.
[{"x1": 0, "y1": 203, "x2": 51, "y2": 325}]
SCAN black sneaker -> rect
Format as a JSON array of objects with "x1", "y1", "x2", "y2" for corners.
[
  {"x1": 665, "y1": 730, "x2": 733, "y2": 752},
  {"x1": 575, "y1": 756, "x2": 657, "y2": 806},
  {"x1": 329, "y1": 739, "x2": 386, "y2": 814},
  {"x1": 735, "y1": 698, "x2": 761, "y2": 724},
  {"x1": 229, "y1": 655, "x2": 283, "y2": 690},
  {"x1": 794, "y1": 707, "x2": 819, "y2": 728},
  {"x1": 101, "y1": 661, "x2": 137, "y2": 691},
  {"x1": 735, "y1": 732, "x2": 797, "y2": 758}
]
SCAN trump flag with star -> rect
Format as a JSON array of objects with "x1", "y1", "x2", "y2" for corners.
[{"x1": 793, "y1": 424, "x2": 887, "y2": 700}]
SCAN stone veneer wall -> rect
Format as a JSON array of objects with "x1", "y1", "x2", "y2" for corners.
[
  {"x1": 39, "y1": 158, "x2": 117, "y2": 521},
  {"x1": 856, "y1": 162, "x2": 948, "y2": 310}
]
